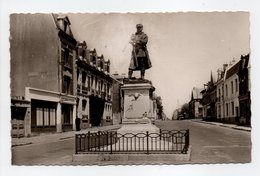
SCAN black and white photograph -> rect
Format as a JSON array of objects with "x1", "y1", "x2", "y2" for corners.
[
  {"x1": 9, "y1": 12, "x2": 251, "y2": 165},
  {"x1": 1, "y1": 0, "x2": 260, "y2": 176}
]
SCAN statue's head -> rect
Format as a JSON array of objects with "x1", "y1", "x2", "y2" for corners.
[{"x1": 136, "y1": 23, "x2": 143, "y2": 32}]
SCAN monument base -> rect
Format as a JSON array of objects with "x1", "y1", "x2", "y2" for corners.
[
  {"x1": 121, "y1": 117, "x2": 151, "y2": 124},
  {"x1": 118, "y1": 123, "x2": 159, "y2": 134}
]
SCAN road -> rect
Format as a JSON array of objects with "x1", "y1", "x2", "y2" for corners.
[
  {"x1": 12, "y1": 138, "x2": 74, "y2": 165},
  {"x1": 12, "y1": 120, "x2": 251, "y2": 165},
  {"x1": 155, "y1": 120, "x2": 251, "y2": 163}
]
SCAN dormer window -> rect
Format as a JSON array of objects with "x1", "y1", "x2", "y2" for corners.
[
  {"x1": 77, "y1": 41, "x2": 87, "y2": 60},
  {"x1": 90, "y1": 49, "x2": 97, "y2": 66},
  {"x1": 57, "y1": 15, "x2": 72, "y2": 35}
]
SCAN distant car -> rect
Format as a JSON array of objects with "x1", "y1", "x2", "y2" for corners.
[{"x1": 178, "y1": 114, "x2": 184, "y2": 120}]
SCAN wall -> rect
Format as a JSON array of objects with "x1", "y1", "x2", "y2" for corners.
[
  {"x1": 224, "y1": 75, "x2": 239, "y2": 122},
  {"x1": 10, "y1": 14, "x2": 60, "y2": 97}
]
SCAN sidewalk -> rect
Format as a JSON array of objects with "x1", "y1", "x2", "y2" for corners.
[
  {"x1": 12, "y1": 124, "x2": 122, "y2": 147},
  {"x1": 191, "y1": 119, "x2": 251, "y2": 132}
]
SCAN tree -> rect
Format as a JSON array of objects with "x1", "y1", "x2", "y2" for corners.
[
  {"x1": 180, "y1": 103, "x2": 189, "y2": 119},
  {"x1": 156, "y1": 96, "x2": 163, "y2": 119}
]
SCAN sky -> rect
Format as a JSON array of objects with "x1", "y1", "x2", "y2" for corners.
[{"x1": 67, "y1": 12, "x2": 250, "y2": 118}]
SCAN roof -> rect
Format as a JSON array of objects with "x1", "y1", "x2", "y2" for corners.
[
  {"x1": 52, "y1": 14, "x2": 74, "y2": 37},
  {"x1": 226, "y1": 61, "x2": 240, "y2": 79}
]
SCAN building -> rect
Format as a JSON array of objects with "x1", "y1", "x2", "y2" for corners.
[
  {"x1": 10, "y1": 14, "x2": 118, "y2": 137},
  {"x1": 75, "y1": 41, "x2": 114, "y2": 128},
  {"x1": 112, "y1": 73, "x2": 126, "y2": 125},
  {"x1": 188, "y1": 87, "x2": 203, "y2": 119},
  {"x1": 201, "y1": 73, "x2": 217, "y2": 121},
  {"x1": 11, "y1": 14, "x2": 77, "y2": 137},
  {"x1": 215, "y1": 64, "x2": 229, "y2": 122},
  {"x1": 238, "y1": 54, "x2": 251, "y2": 125},
  {"x1": 223, "y1": 60, "x2": 240, "y2": 123}
]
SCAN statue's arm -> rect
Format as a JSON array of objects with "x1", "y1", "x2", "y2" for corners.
[
  {"x1": 140, "y1": 34, "x2": 148, "y2": 45},
  {"x1": 129, "y1": 34, "x2": 136, "y2": 45}
]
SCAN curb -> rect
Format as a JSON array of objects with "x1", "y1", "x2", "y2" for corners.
[
  {"x1": 231, "y1": 126, "x2": 251, "y2": 132},
  {"x1": 12, "y1": 125, "x2": 122, "y2": 148},
  {"x1": 12, "y1": 133, "x2": 75, "y2": 148},
  {"x1": 193, "y1": 120, "x2": 251, "y2": 132},
  {"x1": 12, "y1": 142, "x2": 33, "y2": 148},
  {"x1": 72, "y1": 146, "x2": 192, "y2": 165}
]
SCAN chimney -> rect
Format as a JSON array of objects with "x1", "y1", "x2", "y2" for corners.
[{"x1": 223, "y1": 64, "x2": 228, "y2": 71}]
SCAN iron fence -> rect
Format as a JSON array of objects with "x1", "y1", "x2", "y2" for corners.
[{"x1": 75, "y1": 129, "x2": 189, "y2": 154}]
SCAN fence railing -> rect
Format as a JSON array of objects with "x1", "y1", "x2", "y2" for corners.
[{"x1": 75, "y1": 129, "x2": 189, "y2": 154}]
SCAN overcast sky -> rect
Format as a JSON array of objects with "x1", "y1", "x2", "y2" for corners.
[{"x1": 68, "y1": 12, "x2": 250, "y2": 118}]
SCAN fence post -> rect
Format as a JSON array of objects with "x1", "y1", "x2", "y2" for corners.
[
  {"x1": 75, "y1": 134, "x2": 78, "y2": 154},
  {"x1": 115, "y1": 131, "x2": 117, "y2": 150},
  {"x1": 146, "y1": 131, "x2": 149, "y2": 154},
  {"x1": 106, "y1": 131, "x2": 109, "y2": 146},
  {"x1": 159, "y1": 129, "x2": 162, "y2": 140},
  {"x1": 110, "y1": 131, "x2": 113, "y2": 154},
  {"x1": 98, "y1": 131, "x2": 100, "y2": 151},
  {"x1": 186, "y1": 129, "x2": 190, "y2": 147},
  {"x1": 87, "y1": 131, "x2": 90, "y2": 151}
]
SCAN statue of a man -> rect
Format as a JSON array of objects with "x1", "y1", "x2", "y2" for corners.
[{"x1": 128, "y1": 24, "x2": 152, "y2": 79}]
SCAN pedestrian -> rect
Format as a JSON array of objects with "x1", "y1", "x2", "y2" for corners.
[{"x1": 75, "y1": 116, "x2": 81, "y2": 131}]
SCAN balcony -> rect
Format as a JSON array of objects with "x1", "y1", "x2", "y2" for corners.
[
  {"x1": 82, "y1": 86, "x2": 89, "y2": 94},
  {"x1": 101, "y1": 92, "x2": 106, "y2": 100},
  {"x1": 63, "y1": 63, "x2": 72, "y2": 72},
  {"x1": 97, "y1": 90, "x2": 101, "y2": 97}
]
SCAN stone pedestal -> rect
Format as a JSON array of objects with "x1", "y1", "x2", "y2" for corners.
[
  {"x1": 117, "y1": 123, "x2": 159, "y2": 134},
  {"x1": 119, "y1": 79, "x2": 159, "y2": 134}
]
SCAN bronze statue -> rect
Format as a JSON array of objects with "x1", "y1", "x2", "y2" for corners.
[{"x1": 128, "y1": 24, "x2": 152, "y2": 79}]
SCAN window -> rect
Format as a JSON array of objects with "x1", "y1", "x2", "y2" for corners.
[
  {"x1": 225, "y1": 84, "x2": 228, "y2": 96},
  {"x1": 61, "y1": 44, "x2": 73, "y2": 70},
  {"x1": 100, "y1": 61, "x2": 103, "y2": 70},
  {"x1": 82, "y1": 71, "x2": 86, "y2": 85},
  {"x1": 88, "y1": 76, "x2": 91, "y2": 89},
  {"x1": 231, "y1": 81, "x2": 234, "y2": 94},
  {"x1": 235, "y1": 78, "x2": 238, "y2": 92},
  {"x1": 35, "y1": 107, "x2": 56, "y2": 127},
  {"x1": 77, "y1": 69, "x2": 79, "y2": 80},
  {"x1": 226, "y1": 103, "x2": 229, "y2": 116},
  {"x1": 91, "y1": 75, "x2": 94, "y2": 89},
  {"x1": 98, "y1": 81, "x2": 101, "y2": 93},
  {"x1": 62, "y1": 48, "x2": 69, "y2": 65},
  {"x1": 44, "y1": 108, "x2": 49, "y2": 126},
  {"x1": 104, "y1": 84, "x2": 107, "y2": 93},
  {"x1": 107, "y1": 85, "x2": 110, "y2": 96},
  {"x1": 107, "y1": 65, "x2": 110, "y2": 73},
  {"x1": 231, "y1": 102, "x2": 234, "y2": 115},
  {"x1": 95, "y1": 77, "x2": 98, "y2": 90},
  {"x1": 218, "y1": 88, "x2": 221, "y2": 98},
  {"x1": 91, "y1": 55, "x2": 96, "y2": 65},
  {"x1": 63, "y1": 76, "x2": 72, "y2": 94},
  {"x1": 218, "y1": 105, "x2": 221, "y2": 118},
  {"x1": 49, "y1": 109, "x2": 56, "y2": 126},
  {"x1": 36, "y1": 108, "x2": 43, "y2": 126},
  {"x1": 101, "y1": 81, "x2": 103, "y2": 92},
  {"x1": 82, "y1": 100, "x2": 87, "y2": 111}
]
